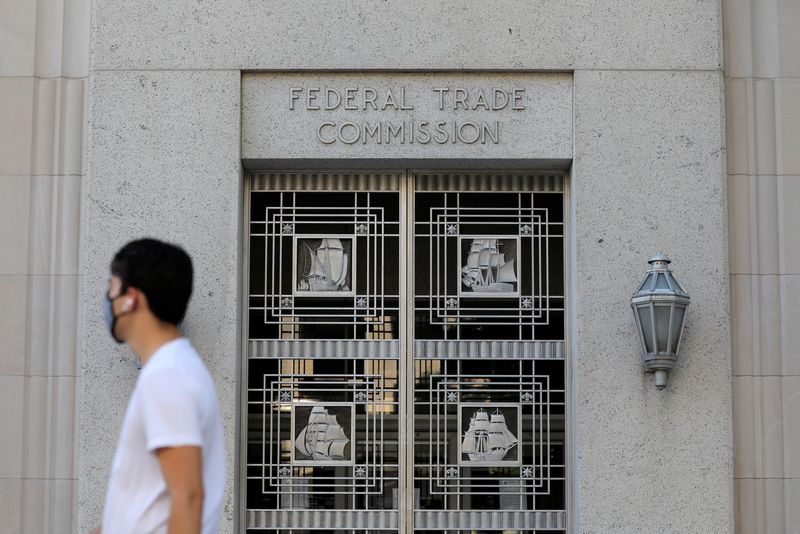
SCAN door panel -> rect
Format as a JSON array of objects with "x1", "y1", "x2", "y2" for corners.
[
  {"x1": 410, "y1": 175, "x2": 567, "y2": 532},
  {"x1": 244, "y1": 174, "x2": 404, "y2": 532}
]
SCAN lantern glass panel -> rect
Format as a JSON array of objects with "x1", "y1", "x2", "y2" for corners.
[
  {"x1": 637, "y1": 305, "x2": 654, "y2": 353},
  {"x1": 669, "y1": 306, "x2": 686, "y2": 353},
  {"x1": 655, "y1": 273, "x2": 670, "y2": 290},
  {"x1": 654, "y1": 305, "x2": 671, "y2": 353}
]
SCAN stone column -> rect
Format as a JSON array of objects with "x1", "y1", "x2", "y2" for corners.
[
  {"x1": 573, "y1": 69, "x2": 732, "y2": 533},
  {"x1": 80, "y1": 70, "x2": 242, "y2": 534},
  {"x1": 0, "y1": 0, "x2": 88, "y2": 532},
  {"x1": 724, "y1": 0, "x2": 800, "y2": 531}
]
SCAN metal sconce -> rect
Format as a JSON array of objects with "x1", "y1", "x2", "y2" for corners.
[{"x1": 630, "y1": 254, "x2": 690, "y2": 390}]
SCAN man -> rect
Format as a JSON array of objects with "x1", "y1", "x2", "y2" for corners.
[{"x1": 93, "y1": 238, "x2": 224, "y2": 534}]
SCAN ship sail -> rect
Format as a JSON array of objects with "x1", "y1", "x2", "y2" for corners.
[
  {"x1": 461, "y1": 408, "x2": 517, "y2": 462},
  {"x1": 461, "y1": 239, "x2": 517, "y2": 293},
  {"x1": 327, "y1": 440, "x2": 349, "y2": 459},
  {"x1": 461, "y1": 414, "x2": 478, "y2": 454},
  {"x1": 496, "y1": 259, "x2": 517, "y2": 283},
  {"x1": 298, "y1": 239, "x2": 350, "y2": 292},
  {"x1": 478, "y1": 248, "x2": 494, "y2": 267},
  {"x1": 318, "y1": 239, "x2": 345, "y2": 285},
  {"x1": 295, "y1": 406, "x2": 350, "y2": 461},
  {"x1": 294, "y1": 426, "x2": 311, "y2": 457},
  {"x1": 305, "y1": 244, "x2": 327, "y2": 279}
]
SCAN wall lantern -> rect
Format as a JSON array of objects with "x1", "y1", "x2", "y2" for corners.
[{"x1": 630, "y1": 254, "x2": 690, "y2": 390}]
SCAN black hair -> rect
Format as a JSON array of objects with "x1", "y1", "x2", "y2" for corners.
[{"x1": 110, "y1": 238, "x2": 194, "y2": 325}]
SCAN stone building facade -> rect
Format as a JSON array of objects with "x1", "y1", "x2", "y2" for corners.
[{"x1": 0, "y1": 0, "x2": 797, "y2": 532}]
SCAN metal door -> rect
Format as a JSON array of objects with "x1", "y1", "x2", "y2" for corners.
[{"x1": 242, "y1": 172, "x2": 567, "y2": 533}]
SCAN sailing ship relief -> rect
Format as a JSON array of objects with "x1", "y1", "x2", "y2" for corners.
[
  {"x1": 296, "y1": 237, "x2": 353, "y2": 295},
  {"x1": 294, "y1": 406, "x2": 351, "y2": 463},
  {"x1": 461, "y1": 408, "x2": 519, "y2": 462},
  {"x1": 460, "y1": 238, "x2": 518, "y2": 295}
]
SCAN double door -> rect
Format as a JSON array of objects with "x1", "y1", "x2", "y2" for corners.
[{"x1": 242, "y1": 171, "x2": 567, "y2": 533}]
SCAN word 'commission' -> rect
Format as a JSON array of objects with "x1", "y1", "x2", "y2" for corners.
[{"x1": 289, "y1": 87, "x2": 527, "y2": 145}]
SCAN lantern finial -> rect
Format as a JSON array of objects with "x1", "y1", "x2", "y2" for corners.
[{"x1": 647, "y1": 254, "x2": 671, "y2": 269}]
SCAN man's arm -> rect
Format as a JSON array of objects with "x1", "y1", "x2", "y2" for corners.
[{"x1": 156, "y1": 446, "x2": 204, "y2": 534}]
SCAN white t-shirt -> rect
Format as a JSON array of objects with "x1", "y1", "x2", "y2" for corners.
[{"x1": 102, "y1": 338, "x2": 225, "y2": 534}]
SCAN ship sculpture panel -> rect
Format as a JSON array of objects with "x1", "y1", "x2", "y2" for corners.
[
  {"x1": 462, "y1": 408, "x2": 518, "y2": 462},
  {"x1": 461, "y1": 239, "x2": 517, "y2": 293},
  {"x1": 297, "y1": 238, "x2": 350, "y2": 292},
  {"x1": 295, "y1": 406, "x2": 350, "y2": 461}
]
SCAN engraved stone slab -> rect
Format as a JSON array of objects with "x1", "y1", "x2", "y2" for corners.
[{"x1": 242, "y1": 73, "x2": 572, "y2": 160}]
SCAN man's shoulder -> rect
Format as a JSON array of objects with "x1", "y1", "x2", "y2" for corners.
[
  {"x1": 141, "y1": 340, "x2": 213, "y2": 392},
  {"x1": 144, "y1": 339, "x2": 199, "y2": 370}
]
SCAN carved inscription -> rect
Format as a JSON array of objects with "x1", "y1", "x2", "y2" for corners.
[{"x1": 288, "y1": 86, "x2": 527, "y2": 145}]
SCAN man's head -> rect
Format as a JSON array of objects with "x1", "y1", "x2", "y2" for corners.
[{"x1": 105, "y1": 238, "x2": 193, "y2": 344}]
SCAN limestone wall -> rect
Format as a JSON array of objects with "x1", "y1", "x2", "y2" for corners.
[
  {"x1": 0, "y1": 0, "x2": 88, "y2": 531},
  {"x1": 723, "y1": 0, "x2": 800, "y2": 531},
  {"x1": 81, "y1": 2, "x2": 733, "y2": 534},
  {"x1": 9, "y1": 0, "x2": 797, "y2": 533}
]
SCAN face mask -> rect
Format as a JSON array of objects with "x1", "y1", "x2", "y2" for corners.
[{"x1": 103, "y1": 292, "x2": 125, "y2": 344}]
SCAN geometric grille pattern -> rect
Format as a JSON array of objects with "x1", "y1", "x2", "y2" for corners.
[
  {"x1": 245, "y1": 172, "x2": 567, "y2": 533},
  {"x1": 414, "y1": 187, "x2": 564, "y2": 341},
  {"x1": 413, "y1": 360, "x2": 566, "y2": 512},
  {"x1": 412, "y1": 175, "x2": 566, "y2": 533},
  {"x1": 247, "y1": 361, "x2": 398, "y2": 504},
  {"x1": 249, "y1": 187, "x2": 400, "y2": 342}
]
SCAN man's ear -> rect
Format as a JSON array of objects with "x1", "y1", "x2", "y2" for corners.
[{"x1": 121, "y1": 288, "x2": 138, "y2": 312}]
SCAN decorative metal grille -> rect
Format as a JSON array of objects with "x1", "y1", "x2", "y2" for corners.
[
  {"x1": 246, "y1": 359, "x2": 399, "y2": 508},
  {"x1": 245, "y1": 172, "x2": 567, "y2": 533},
  {"x1": 412, "y1": 174, "x2": 566, "y2": 533},
  {"x1": 413, "y1": 177, "x2": 564, "y2": 343},
  {"x1": 246, "y1": 174, "x2": 402, "y2": 533},
  {"x1": 249, "y1": 177, "x2": 400, "y2": 346},
  {"x1": 412, "y1": 360, "x2": 565, "y2": 513}
]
